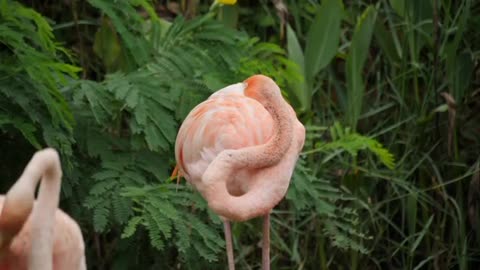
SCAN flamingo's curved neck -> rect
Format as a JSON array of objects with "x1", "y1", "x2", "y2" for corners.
[
  {"x1": 0, "y1": 149, "x2": 62, "y2": 270},
  {"x1": 233, "y1": 91, "x2": 294, "y2": 169},
  {"x1": 28, "y1": 150, "x2": 62, "y2": 270},
  {"x1": 201, "y1": 77, "x2": 298, "y2": 220}
]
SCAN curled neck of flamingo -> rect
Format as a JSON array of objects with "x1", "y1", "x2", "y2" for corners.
[
  {"x1": 0, "y1": 149, "x2": 61, "y2": 269},
  {"x1": 233, "y1": 95, "x2": 294, "y2": 169},
  {"x1": 27, "y1": 149, "x2": 62, "y2": 270},
  {"x1": 202, "y1": 80, "x2": 295, "y2": 221},
  {"x1": 206, "y1": 178, "x2": 282, "y2": 221}
]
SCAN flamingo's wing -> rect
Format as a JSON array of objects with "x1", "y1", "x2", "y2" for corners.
[
  {"x1": 7, "y1": 208, "x2": 85, "y2": 270},
  {"x1": 52, "y1": 211, "x2": 85, "y2": 270},
  {"x1": 175, "y1": 88, "x2": 274, "y2": 186}
]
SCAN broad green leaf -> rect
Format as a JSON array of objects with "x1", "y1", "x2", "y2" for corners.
[
  {"x1": 445, "y1": 0, "x2": 472, "y2": 102},
  {"x1": 345, "y1": 6, "x2": 377, "y2": 129},
  {"x1": 391, "y1": 0, "x2": 433, "y2": 56},
  {"x1": 88, "y1": 0, "x2": 151, "y2": 67},
  {"x1": 286, "y1": 23, "x2": 306, "y2": 111},
  {"x1": 406, "y1": 192, "x2": 417, "y2": 242},
  {"x1": 447, "y1": 51, "x2": 473, "y2": 102},
  {"x1": 304, "y1": 0, "x2": 343, "y2": 82},
  {"x1": 373, "y1": 18, "x2": 400, "y2": 63},
  {"x1": 389, "y1": 0, "x2": 405, "y2": 17},
  {"x1": 218, "y1": 4, "x2": 239, "y2": 28},
  {"x1": 93, "y1": 17, "x2": 124, "y2": 72},
  {"x1": 410, "y1": 0, "x2": 433, "y2": 55},
  {"x1": 301, "y1": 0, "x2": 343, "y2": 114}
]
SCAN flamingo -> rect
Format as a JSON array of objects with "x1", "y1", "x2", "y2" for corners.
[
  {"x1": 175, "y1": 74, "x2": 305, "y2": 269},
  {"x1": 0, "y1": 148, "x2": 86, "y2": 270}
]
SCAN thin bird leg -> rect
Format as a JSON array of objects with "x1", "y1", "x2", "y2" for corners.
[
  {"x1": 224, "y1": 221, "x2": 235, "y2": 270},
  {"x1": 262, "y1": 214, "x2": 270, "y2": 270}
]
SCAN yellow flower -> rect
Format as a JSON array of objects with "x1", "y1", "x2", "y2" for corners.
[{"x1": 217, "y1": 0, "x2": 237, "y2": 5}]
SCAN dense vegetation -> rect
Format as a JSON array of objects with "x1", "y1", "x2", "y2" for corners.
[{"x1": 1, "y1": 0, "x2": 479, "y2": 269}]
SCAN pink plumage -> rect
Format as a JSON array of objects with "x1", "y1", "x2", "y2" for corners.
[
  {"x1": 176, "y1": 82, "x2": 274, "y2": 195},
  {"x1": 0, "y1": 149, "x2": 86, "y2": 270},
  {"x1": 174, "y1": 75, "x2": 305, "y2": 270},
  {"x1": 0, "y1": 199, "x2": 85, "y2": 270}
]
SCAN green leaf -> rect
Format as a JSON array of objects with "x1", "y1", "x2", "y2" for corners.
[
  {"x1": 0, "y1": 0, "x2": 78, "y2": 158},
  {"x1": 93, "y1": 17, "x2": 125, "y2": 72},
  {"x1": 345, "y1": 6, "x2": 377, "y2": 129},
  {"x1": 447, "y1": 51, "x2": 473, "y2": 102},
  {"x1": 308, "y1": 122, "x2": 396, "y2": 169},
  {"x1": 121, "y1": 216, "x2": 143, "y2": 238},
  {"x1": 445, "y1": 0, "x2": 472, "y2": 102},
  {"x1": 286, "y1": 23, "x2": 307, "y2": 111},
  {"x1": 389, "y1": 0, "x2": 405, "y2": 17},
  {"x1": 304, "y1": 0, "x2": 343, "y2": 82},
  {"x1": 373, "y1": 18, "x2": 401, "y2": 63}
]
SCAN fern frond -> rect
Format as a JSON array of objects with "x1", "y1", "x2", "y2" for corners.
[
  {"x1": 145, "y1": 214, "x2": 165, "y2": 250},
  {"x1": 313, "y1": 122, "x2": 396, "y2": 169},
  {"x1": 288, "y1": 158, "x2": 369, "y2": 253},
  {"x1": 120, "y1": 184, "x2": 225, "y2": 261},
  {"x1": 122, "y1": 216, "x2": 144, "y2": 238},
  {"x1": 92, "y1": 200, "x2": 111, "y2": 232},
  {"x1": 0, "y1": 0, "x2": 79, "y2": 158}
]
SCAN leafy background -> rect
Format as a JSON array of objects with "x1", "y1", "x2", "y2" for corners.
[{"x1": 1, "y1": 0, "x2": 480, "y2": 269}]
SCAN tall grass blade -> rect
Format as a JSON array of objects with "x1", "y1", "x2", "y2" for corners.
[
  {"x1": 286, "y1": 23, "x2": 306, "y2": 111},
  {"x1": 345, "y1": 6, "x2": 377, "y2": 129},
  {"x1": 304, "y1": 0, "x2": 343, "y2": 110}
]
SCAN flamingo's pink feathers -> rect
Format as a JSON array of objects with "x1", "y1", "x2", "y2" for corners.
[
  {"x1": 175, "y1": 75, "x2": 305, "y2": 221},
  {"x1": 0, "y1": 198, "x2": 86, "y2": 270},
  {"x1": 176, "y1": 83, "x2": 274, "y2": 187},
  {"x1": 0, "y1": 149, "x2": 86, "y2": 270}
]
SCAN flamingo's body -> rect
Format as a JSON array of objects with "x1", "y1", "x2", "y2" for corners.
[
  {"x1": 175, "y1": 75, "x2": 305, "y2": 269},
  {"x1": 0, "y1": 198, "x2": 86, "y2": 270},
  {"x1": 0, "y1": 149, "x2": 86, "y2": 270}
]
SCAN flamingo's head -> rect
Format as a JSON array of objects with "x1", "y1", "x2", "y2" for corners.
[{"x1": 243, "y1": 75, "x2": 282, "y2": 104}]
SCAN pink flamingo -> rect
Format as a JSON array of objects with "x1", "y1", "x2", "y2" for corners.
[
  {"x1": 175, "y1": 75, "x2": 305, "y2": 269},
  {"x1": 0, "y1": 148, "x2": 86, "y2": 270}
]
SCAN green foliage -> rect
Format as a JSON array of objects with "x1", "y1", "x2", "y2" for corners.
[
  {"x1": 287, "y1": 158, "x2": 369, "y2": 253},
  {"x1": 88, "y1": 0, "x2": 156, "y2": 68},
  {"x1": 74, "y1": 71, "x2": 177, "y2": 152},
  {"x1": 345, "y1": 6, "x2": 377, "y2": 129},
  {"x1": 238, "y1": 38, "x2": 302, "y2": 100},
  {"x1": 304, "y1": 0, "x2": 343, "y2": 82},
  {"x1": 2, "y1": 0, "x2": 480, "y2": 269},
  {"x1": 287, "y1": 0, "x2": 344, "y2": 112},
  {"x1": 66, "y1": 1, "x2": 308, "y2": 267},
  {"x1": 0, "y1": 0, "x2": 80, "y2": 155},
  {"x1": 121, "y1": 184, "x2": 224, "y2": 261},
  {"x1": 312, "y1": 122, "x2": 395, "y2": 170}
]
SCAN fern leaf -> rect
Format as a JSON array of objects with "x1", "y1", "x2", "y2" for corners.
[
  {"x1": 93, "y1": 201, "x2": 111, "y2": 232},
  {"x1": 121, "y1": 216, "x2": 144, "y2": 238}
]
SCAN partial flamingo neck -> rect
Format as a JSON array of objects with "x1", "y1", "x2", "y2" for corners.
[
  {"x1": 27, "y1": 149, "x2": 62, "y2": 270},
  {"x1": 233, "y1": 77, "x2": 294, "y2": 169},
  {"x1": 0, "y1": 149, "x2": 62, "y2": 270}
]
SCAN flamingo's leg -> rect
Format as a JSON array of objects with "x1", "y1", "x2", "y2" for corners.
[
  {"x1": 262, "y1": 214, "x2": 270, "y2": 270},
  {"x1": 224, "y1": 220, "x2": 235, "y2": 270}
]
